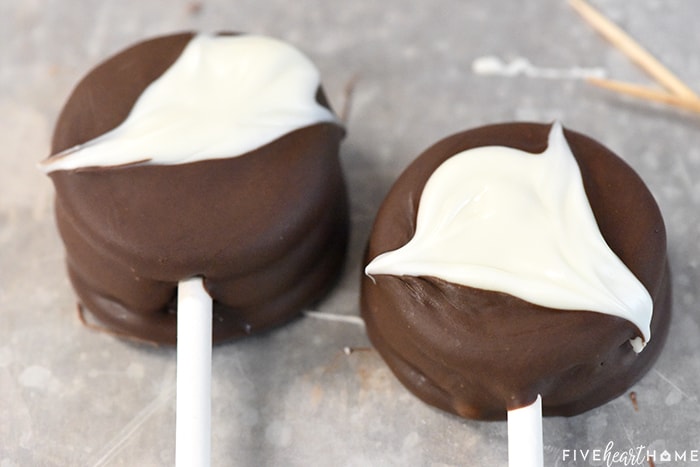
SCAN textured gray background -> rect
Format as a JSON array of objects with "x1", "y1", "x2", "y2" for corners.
[{"x1": 1, "y1": 0, "x2": 699, "y2": 465}]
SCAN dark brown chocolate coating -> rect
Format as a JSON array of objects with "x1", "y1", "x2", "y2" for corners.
[
  {"x1": 47, "y1": 33, "x2": 349, "y2": 344},
  {"x1": 361, "y1": 122, "x2": 671, "y2": 420}
]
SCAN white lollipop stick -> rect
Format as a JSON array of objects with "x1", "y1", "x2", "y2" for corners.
[
  {"x1": 176, "y1": 277, "x2": 213, "y2": 467},
  {"x1": 507, "y1": 394, "x2": 543, "y2": 467}
]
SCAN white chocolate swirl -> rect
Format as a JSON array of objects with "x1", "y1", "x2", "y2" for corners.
[
  {"x1": 41, "y1": 34, "x2": 338, "y2": 172},
  {"x1": 366, "y1": 123, "x2": 652, "y2": 352}
]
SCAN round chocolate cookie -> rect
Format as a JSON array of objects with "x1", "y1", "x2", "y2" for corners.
[
  {"x1": 361, "y1": 122, "x2": 670, "y2": 420},
  {"x1": 44, "y1": 33, "x2": 349, "y2": 344}
]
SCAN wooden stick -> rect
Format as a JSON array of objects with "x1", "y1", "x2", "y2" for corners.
[
  {"x1": 569, "y1": 0, "x2": 699, "y2": 101},
  {"x1": 339, "y1": 73, "x2": 361, "y2": 124},
  {"x1": 587, "y1": 77, "x2": 700, "y2": 113}
]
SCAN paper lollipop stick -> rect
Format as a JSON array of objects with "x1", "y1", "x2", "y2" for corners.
[
  {"x1": 507, "y1": 395, "x2": 543, "y2": 467},
  {"x1": 176, "y1": 277, "x2": 213, "y2": 467}
]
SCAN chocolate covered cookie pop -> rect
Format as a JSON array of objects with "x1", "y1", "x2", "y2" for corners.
[
  {"x1": 362, "y1": 122, "x2": 670, "y2": 421},
  {"x1": 41, "y1": 32, "x2": 349, "y2": 345}
]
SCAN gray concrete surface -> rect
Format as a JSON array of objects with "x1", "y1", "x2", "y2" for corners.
[{"x1": 1, "y1": 0, "x2": 699, "y2": 465}]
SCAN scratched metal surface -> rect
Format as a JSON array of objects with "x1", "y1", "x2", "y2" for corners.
[{"x1": 1, "y1": 0, "x2": 699, "y2": 466}]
